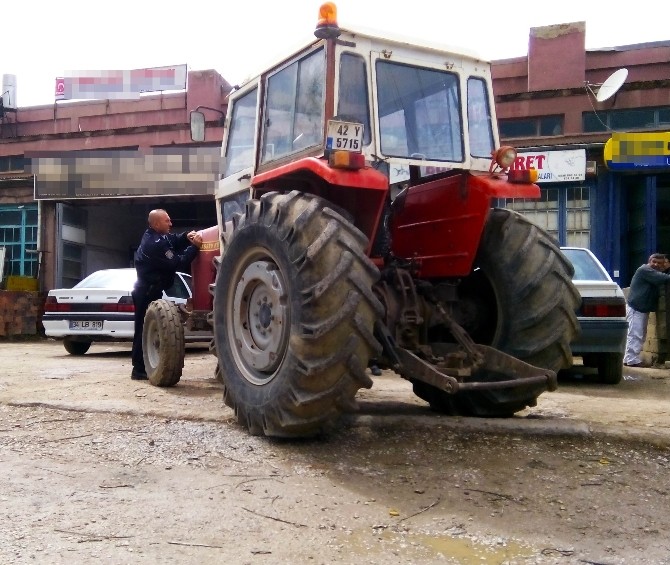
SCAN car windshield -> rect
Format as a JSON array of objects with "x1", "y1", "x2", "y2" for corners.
[
  {"x1": 562, "y1": 249, "x2": 610, "y2": 282},
  {"x1": 74, "y1": 269, "x2": 137, "y2": 289}
]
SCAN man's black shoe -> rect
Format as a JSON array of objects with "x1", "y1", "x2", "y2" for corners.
[{"x1": 131, "y1": 368, "x2": 148, "y2": 380}]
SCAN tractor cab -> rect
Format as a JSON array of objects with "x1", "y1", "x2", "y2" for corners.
[{"x1": 191, "y1": 2, "x2": 535, "y2": 253}]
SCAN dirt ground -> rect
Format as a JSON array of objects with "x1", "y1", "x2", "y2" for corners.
[{"x1": 1, "y1": 338, "x2": 670, "y2": 564}]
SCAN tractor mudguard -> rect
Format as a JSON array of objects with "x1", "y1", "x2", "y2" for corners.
[{"x1": 390, "y1": 171, "x2": 541, "y2": 279}]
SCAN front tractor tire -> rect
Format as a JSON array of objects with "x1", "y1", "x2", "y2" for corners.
[
  {"x1": 143, "y1": 299, "x2": 185, "y2": 387},
  {"x1": 214, "y1": 191, "x2": 383, "y2": 438},
  {"x1": 414, "y1": 208, "x2": 581, "y2": 417}
]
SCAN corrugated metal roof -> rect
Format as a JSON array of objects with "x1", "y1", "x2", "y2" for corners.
[{"x1": 588, "y1": 40, "x2": 670, "y2": 53}]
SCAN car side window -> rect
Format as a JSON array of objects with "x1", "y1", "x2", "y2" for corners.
[{"x1": 165, "y1": 276, "x2": 190, "y2": 299}]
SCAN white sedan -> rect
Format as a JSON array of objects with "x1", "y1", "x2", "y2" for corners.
[
  {"x1": 42, "y1": 268, "x2": 206, "y2": 355},
  {"x1": 561, "y1": 247, "x2": 628, "y2": 384}
]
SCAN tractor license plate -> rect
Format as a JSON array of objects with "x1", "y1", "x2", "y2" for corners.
[
  {"x1": 326, "y1": 120, "x2": 363, "y2": 152},
  {"x1": 69, "y1": 320, "x2": 103, "y2": 330}
]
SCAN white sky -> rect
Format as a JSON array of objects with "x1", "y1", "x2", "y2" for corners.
[{"x1": 4, "y1": 0, "x2": 669, "y2": 108}]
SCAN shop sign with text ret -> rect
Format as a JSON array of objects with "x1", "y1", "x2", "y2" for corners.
[{"x1": 509, "y1": 149, "x2": 586, "y2": 183}]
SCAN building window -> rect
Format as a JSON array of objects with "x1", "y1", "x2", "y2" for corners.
[
  {"x1": 499, "y1": 115, "x2": 563, "y2": 138},
  {"x1": 498, "y1": 188, "x2": 560, "y2": 240},
  {"x1": 583, "y1": 106, "x2": 670, "y2": 133},
  {"x1": 0, "y1": 155, "x2": 26, "y2": 173},
  {"x1": 565, "y1": 186, "x2": 590, "y2": 247},
  {"x1": 495, "y1": 185, "x2": 591, "y2": 246},
  {"x1": 0, "y1": 204, "x2": 38, "y2": 279}
]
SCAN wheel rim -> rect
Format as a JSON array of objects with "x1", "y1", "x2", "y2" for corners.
[
  {"x1": 145, "y1": 317, "x2": 161, "y2": 368},
  {"x1": 229, "y1": 255, "x2": 289, "y2": 383}
]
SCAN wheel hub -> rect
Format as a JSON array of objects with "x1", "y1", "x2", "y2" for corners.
[
  {"x1": 258, "y1": 302, "x2": 272, "y2": 328},
  {"x1": 233, "y1": 260, "x2": 288, "y2": 374}
]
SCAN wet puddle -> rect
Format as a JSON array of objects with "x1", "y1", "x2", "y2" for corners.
[
  {"x1": 420, "y1": 533, "x2": 534, "y2": 563},
  {"x1": 344, "y1": 528, "x2": 535, "y2": 563}
]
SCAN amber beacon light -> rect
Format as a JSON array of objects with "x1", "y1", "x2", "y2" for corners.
[{"x1": 314, "y1": 2, "x2": 341, "y2": 39}]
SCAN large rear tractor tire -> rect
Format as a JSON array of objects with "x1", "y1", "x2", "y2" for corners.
[
  {"x1": 143, "y1": 299, "x2": 185, "y2": 387},
  {"x1": 413, "y1": 208, "x2": 581, "y2": 417},
  {"x1": 213, "y1": 191, "x2": 383, "y2": 438},
  {"x1": 63, "y1": 337, "x2": 92, "y2": 356}
]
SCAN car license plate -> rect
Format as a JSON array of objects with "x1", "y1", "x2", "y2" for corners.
[
  {"x1": 326, "y1": 120, "x2": 363, "y2": 152},
  {"x1": 69, "y1": 320, "x2": 103, "y2": 330}
]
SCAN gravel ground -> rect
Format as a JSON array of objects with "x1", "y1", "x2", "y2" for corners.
[{"x1": 1, "y1": 339, "x2": 670, "y2": 564}]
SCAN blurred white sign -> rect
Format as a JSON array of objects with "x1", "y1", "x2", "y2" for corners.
[{"x1": 55, "y1": 65, "x2": 187, "y2": 101}]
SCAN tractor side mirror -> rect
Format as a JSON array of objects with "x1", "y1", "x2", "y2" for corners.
[{"x1": 190, "y1": 111, "x2": 206, "y2": 142}]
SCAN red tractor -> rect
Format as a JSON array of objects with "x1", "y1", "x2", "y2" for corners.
[{"x1": 154, "y1": 3, "x2": 580, "y2": 437}]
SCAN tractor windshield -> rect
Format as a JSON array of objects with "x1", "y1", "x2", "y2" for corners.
[{"x1": 375, "y1": 61, "x2": 464, "y2": 163}]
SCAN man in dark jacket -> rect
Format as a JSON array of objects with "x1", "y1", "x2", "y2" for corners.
[
  {"x1": 130, "y1": 209, "x2": 202, "y2": 380},
  {"x1": 624, "y1": 253, "x2": 670, "y2": 367}
]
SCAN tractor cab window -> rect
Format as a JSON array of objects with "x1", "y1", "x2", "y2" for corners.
[
  {"x1": 467, "y1": 77, "x2": 494, "y2": 158},
  {"x1": 376, "y1": 61, "x2": 463, "y2": 163},
  {"x1": 224, "y1": 87, "x2": 258, "y2": 177},
  {"x1": 337, "y1": 53, "x2": 371, "y2": 146},
  {"x1": 221, "y1": 190, "x2": 251, "y2": 223},
  {"x1": 261, "y1": 47, "x2": 325, "y2": 163}
]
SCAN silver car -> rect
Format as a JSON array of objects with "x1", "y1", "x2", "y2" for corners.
[
  {"x1": 42, "y1": 268, "x2": 199, "y2": 355},
  {"x1": 561, "y1": 247, "x2": 628, "y2": 384}
]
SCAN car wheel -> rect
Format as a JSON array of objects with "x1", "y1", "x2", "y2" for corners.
[
  {"x1": 597, "y1": 352, "x2": 623, "y2": 385},
  {"x1": 63, "y1": 337, "x2": 92, "y2": 355},
  {"x1": 581, "y1": 353, "x2": 597, "y2": 368}
]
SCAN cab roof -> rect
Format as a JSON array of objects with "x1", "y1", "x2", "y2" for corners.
[{"x1": 233, "y1": 22, "x2": 489, "y2": 89}]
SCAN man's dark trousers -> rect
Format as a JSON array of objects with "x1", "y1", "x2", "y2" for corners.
[{"x1": 131, "y1": 285, "x2": 162, "y2": 372}]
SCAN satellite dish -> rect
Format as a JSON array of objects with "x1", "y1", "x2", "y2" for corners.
[{"x1": 596, "y1": 68, "x2": 628, "y2": 102}]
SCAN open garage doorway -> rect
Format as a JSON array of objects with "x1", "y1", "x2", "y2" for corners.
[{"x1": 54, "y1": 198, "x2": 216, "y2": 288}]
